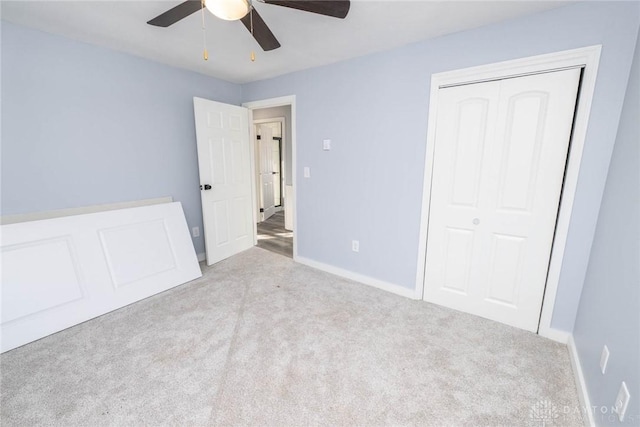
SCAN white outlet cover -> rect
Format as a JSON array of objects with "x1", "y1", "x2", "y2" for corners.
[
  {"x1": 614, "y1": 381, "x2": 630, "y2": 422},
  {"x1": 323, "y1": 139, "x2": 331, "y2": 150},
  {"x1": 352, "y1": 240, "x2": 359, "y2": 252},
  {"x1": 192, "y1": 227, "x2": 200, "y2": 238},
  {"x1": 600, "y1": 345, "x2": 610, "y2": 374},
  {"x1": 303, "y1": 167, "x2": 310, "y2": 178}
]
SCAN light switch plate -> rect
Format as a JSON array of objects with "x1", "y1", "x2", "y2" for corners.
[
  {"x1": 323, "y1": 139, "x2": 331, "y2": 151},
  {"x1": 192, "y1": 227, "x2": 200, "y2": 238},
  {"x1": 304, "y1": 167, "x2": 311, "y2": 178}
]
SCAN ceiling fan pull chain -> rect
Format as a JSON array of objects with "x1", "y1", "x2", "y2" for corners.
[
  {"x1": 249, "y1": 2, "x2": 256, "y2": 62},
  {"x1": 201, "y1": 0, "x2": 209, "y2": 60}
]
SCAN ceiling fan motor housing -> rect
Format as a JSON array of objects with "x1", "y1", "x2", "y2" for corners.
[{"x1": 205, "y1": 0, "x2": 250, "y2": 21}]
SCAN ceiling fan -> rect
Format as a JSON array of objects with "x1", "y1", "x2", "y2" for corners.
[{"x1": 147, "y1": 0, "x2": 351, "y2": 52}]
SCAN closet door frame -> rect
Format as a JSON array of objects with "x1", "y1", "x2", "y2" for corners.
[{"x1": 415, "y1": 45, "x2": 602, "y2": 342}]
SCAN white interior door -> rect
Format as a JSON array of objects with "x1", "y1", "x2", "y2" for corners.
[
  {"x1": 258, "y1": 125, "x2": 276, "y2": 221},
  {"x1": 423, "y1": 68, "x2": 581, "y2": 331},
  {"x1": 193, "y1": 97, "x2": 254, "y2": 265}
]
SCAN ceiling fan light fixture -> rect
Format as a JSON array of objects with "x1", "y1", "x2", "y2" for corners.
[{"x1": 205, "y1": 0, "x2": 249, "y2": 21}]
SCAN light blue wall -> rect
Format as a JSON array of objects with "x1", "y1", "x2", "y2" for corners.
[
  {"x1": 242, "y1": 1, "x2": 640, "y2": 332},
  {"x1": 1, "y1": 21, "x2": 242, "y2": 256},
  {"x1": 573, "y1": 31, "x2": 639, "y2": 426}
]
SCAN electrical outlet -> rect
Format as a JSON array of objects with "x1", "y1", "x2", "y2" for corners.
[
  {"x1": 600, "y1": 345, "x2": 610, "y2": 374},
  {"x1": 613, "y1": 381, "x2": 630, "y2": 422},
  {"x1": 304, "y1": 167, "x2": 311, "y2": 178},
  {"x1": 323, "y1": 139, "x2": 331, "y2": 150},
  {"x1": 192, "y1": 227, "x2": 200, "y2": 238},
  {"x1": 352, "y1": 240, "x2": 359, "y2": 252}
]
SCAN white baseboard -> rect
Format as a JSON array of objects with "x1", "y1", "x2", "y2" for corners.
[
  {"x1": 539, "y1": 326, "x2": 570, "y2": 344},
  {"x1": 197, "y1": 252, "x2": 206, "y2": 262},
  {"x1": 568, "y1": 335, "x2": 595, "y2": 427},
  {"x1": 295, "y1": 256, "x2": 420, "y2": 300}
]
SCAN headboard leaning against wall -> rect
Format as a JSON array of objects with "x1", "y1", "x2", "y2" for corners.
[{"x1": 1, "y1": 198, "x2": 201, "y2": 352}]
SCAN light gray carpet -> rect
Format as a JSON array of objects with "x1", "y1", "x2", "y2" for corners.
[{"x1": 1, "y1": 247, "x2": 582, "y2": 426}]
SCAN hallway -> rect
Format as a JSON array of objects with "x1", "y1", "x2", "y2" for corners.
[{"x1": 256, "y1": 211, "x2": 292, "y2": 258}]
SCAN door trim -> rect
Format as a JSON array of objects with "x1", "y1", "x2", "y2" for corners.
[
  {"x1": 242, "y1": 96, "x2": 298, "y2": 260},
  {"x1": 415, "y1": 45, "x2": 602, "y2": 340}
]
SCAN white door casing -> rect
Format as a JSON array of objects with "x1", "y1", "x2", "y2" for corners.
[
  {"x1": 271, "y1": 136, "x2": 283, "y2": 210},
  {"x1": 423, "y1": 68, "x2": 581, "y2": 332},
  {"x1": 243, "y1": 96, "x2": 298, "y2": 259},
  {"x1": 284, "y1": 185, "x2": 293, "y2": 231},
  {"x1": 258, "y1": 124, "x2": 276, "y2": 221},
  {"x1": 193, "y1": 97, "x2": 254, "y2": 265}
]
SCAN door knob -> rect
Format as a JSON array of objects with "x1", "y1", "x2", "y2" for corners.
[
  {"x1": 200, "y1": 184, "x2": 212, "y2": 190},
  {"x1": 473, "y1": 218, "x2": 480, "y2": 225}
]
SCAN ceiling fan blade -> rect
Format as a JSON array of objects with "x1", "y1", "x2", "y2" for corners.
[
  {"x1": 147, "y1": 0, "x2": 202, "y2": 27},
  {"x1": 240, "y1": 9, "x2": 281, "y2": 51},
  {"x1": 262, "y1": 0, "x2": 350, "y2": 19}
]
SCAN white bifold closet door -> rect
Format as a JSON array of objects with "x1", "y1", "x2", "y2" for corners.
[{"x1": 424, "y1": 68, "x2": 581, "y2": 332}]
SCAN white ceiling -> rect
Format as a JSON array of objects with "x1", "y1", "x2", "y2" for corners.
[{"x1": 1, "y1": 0, "x2": 572, "y2": 84}]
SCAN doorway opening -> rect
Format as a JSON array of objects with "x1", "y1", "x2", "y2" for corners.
[
  {"x1": 255, "y1": 118, "x2": 291, "y2": 257},
  {"x1": 255, "y1": 120, "x2": 284, "y2": 221},
  {"x1": 243, "y1": 96, "x2": 296, "y2": 259}
]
